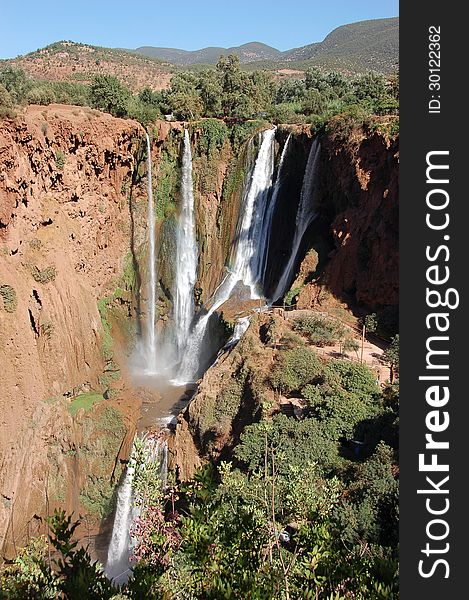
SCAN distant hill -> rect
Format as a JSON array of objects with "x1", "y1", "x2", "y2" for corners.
[
  {"x1": 283, "y1": 17, "x2": 399, "y2": 73},
  {"x1": 135, "y1": 42, "x2": 282, "y2": 66},
  {"x1": 135, "y1": 17, "x2": 398, "y2": 74},
  {"x1": 1, "y1": 41, "x2": 173, "y2": 92},
  {"x1": 1, "y1": 17, "x2": 398, "y2": 93}
]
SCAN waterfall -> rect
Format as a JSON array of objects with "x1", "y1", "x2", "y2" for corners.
[
  {"x1": 105, "y1": 433, "x2": 168, "y2": 584},
  {"x1": 174, "y1": 130, "x2": 198, "y2": 358},
  {"x1": 175, "y1": 128, "x2": 277, "y2": 382},
  {"x1": 105, "y1": 449, "x2": 138, "y2": 585},
  {"x1": 145, "y1": 132, "x2": 157, "y2": 372},
  {"x1": 258, "y1": 132, "x2": 291, "y2": 283},
  {"x1": 271, "y1": 138, "x2": 321, "y2": 302},
  {"x1": 230, "y1": 316, "x2": 251, "y2": 344}
]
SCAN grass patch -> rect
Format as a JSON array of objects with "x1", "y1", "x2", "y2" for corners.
[{"x1": 68, "y1": 392, "x2": 104, "y2": 417}]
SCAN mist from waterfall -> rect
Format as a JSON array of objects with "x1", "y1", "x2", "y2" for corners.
[
  {"x1": 175, "y1": 128, "x2": 278, "y2": 382},
  {"x1": 173, "y1": 130, "x2": 198, "y2": 359},
  {"x1": 271, "y1": 138, "x2": 321, "y2": 302}
]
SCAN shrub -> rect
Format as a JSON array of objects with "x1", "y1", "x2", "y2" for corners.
[
  {"x1": 0, "y1": 284, "x2": 17, "y2": 312},
  {"x1": 327, "y1": 360, "x2": 378, "y2": 398},
  {"x1": 30, "y1": 265, "x2": 57, "y2": 283},
  {"x1": 293, "y1": 314, "x2": 346, "y2": 346},
  {"x1": 0, "y1": 83, "x2": 13, "y2": 108},
  {"x1": 270, "y1": 345, "x2": 322, "y2": 394},
  {"x1": 236, "y1": 413, "x2": 338, "y2": 475},
  {"x1": 55, "y1": 149, "x2": 65, "y2": 170},
  {"x1": 26, "y1": 85, "x2": 56, "y2": 106}
]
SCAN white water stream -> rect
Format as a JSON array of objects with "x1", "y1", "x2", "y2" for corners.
[
  {"x1": 270, "y1": 138, "x2": 321, "y2": 302},
  {"x1": 173, "y1": 130, "x2": 198, "y2": 359}
]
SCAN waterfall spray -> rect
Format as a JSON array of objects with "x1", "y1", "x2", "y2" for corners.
[
  {"x1": 145, "y1": 133, "x2": 157, "y2": 372},
  {"x1": 271, "y1": 138, "x2": 321, "y2": 302},
  {"x1": 174, "y1": 130, "x2": 198, "y2": 358}
]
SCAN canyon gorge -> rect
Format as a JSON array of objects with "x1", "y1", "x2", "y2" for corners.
[{"x1": 0, "y1": 103, "x2": 398, "y2": 587}]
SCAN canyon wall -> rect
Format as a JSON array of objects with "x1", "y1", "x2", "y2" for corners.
[{"x1": 0, "y1": 105, "x2": 146, "y2": 554}]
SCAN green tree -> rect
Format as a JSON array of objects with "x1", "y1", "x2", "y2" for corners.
[
  {"x1": 0, "y1": 83, "x2": 13, "y2": 108},
  {"x1": 0, "y1": 67, "x2": 32, "y2": 103},
  {"x1": 196, "y1": 69, "x2": 223, "y2": 117},
  {"x1": 352, "y1": 72, "x2": 388, "y2": 106},
  {"x1": 275, "y1": 78, "x2": 306, "y2": 104},
  {"x1": 90, "y1": 74, "x2": 131, "y2": 117},
  {"x1": 383, "y1": 334, "x2": 399, "y2": 382},
  {"x1": 217, "y1": 54, "x2": 254, "y2": 119}
]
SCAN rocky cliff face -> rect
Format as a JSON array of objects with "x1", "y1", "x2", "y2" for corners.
[
  {"x1": 297, "y1": 126, "x2": 399, "y2": 319},
  {"x1": 0, "y1": 105, "x2": 145, "y2": 555}
]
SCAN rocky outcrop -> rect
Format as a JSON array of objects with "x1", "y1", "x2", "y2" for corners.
[
  {"x1": 0, "y1": 104, "x2": 145, "y2": 554},
  {"x1": 171, "y1": 313, "x2": 277, "y2": 480}
]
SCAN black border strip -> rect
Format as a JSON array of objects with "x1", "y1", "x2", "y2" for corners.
[{"x1": 400, "y1": 1, "x2": 467, "y2": 596}]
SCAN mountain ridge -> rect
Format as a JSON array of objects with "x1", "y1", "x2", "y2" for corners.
[{"x1": 134, "y1": 17, "x2": 398, "y2": 73}]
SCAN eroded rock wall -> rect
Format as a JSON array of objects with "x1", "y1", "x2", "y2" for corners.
[{"x1": 0, "y1": 105, "x2": 145, "y2": 554}]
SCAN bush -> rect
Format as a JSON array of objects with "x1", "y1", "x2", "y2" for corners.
[
  {"x1": 236, "y1": 413, "x2": 338, "y2": 475},
  {"x1": 293, "y1": 314, "x2": 346, "y2": 346},
  {"x1": 30, "y1": 265, "x2": 57, "y2": 283},
  {"x1": 55, "y1": 149, "x2": 65, "y2": 170},
  {"x1": 0, "y1": 284, "x2": 17, "y2": 312},
  {"x1": 26, "y1": 85, "x2": 56, "y2": 106},
  {"x1": 270, "y1": 345, "x2": 322, "y2": 394},
  {"x1": 327, "y1": 360, "x2": 378, "y2": 397},
  {"x1": 0, "y1": 83, "x2": 13, "y2": 108}
]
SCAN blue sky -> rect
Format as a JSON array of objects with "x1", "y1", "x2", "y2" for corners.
[{"x1": 0, "y1": 0, "x2": 398, "y2": 59}]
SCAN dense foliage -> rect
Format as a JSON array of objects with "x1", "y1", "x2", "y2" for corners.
[
  {"x1": 0, "y1": 57, "x2": 398, "y2": 130},
  {"x1": 1, "y1": 332, "x2": 398, "y2": 598}
]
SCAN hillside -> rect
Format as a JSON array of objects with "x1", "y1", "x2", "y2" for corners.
[
  {"x1": 1, "y1": 41, "x2": 173, "y2": 92},
  {"x1": 2, "y1": 17, "x2": 398, "y2": 91},
  {"x1": 136, "y1": 17, "x2": 398, "y2": 74},
  {"x1": 284, "y1": 17, "x2": 399, "y2": 73},
  {"x1": 135, "y1": 41, "x2": 282, "y2": 65}
]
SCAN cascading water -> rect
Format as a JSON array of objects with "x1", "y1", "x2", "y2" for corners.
[
  {"x1": 105, "y1": 448, "x2": 138, "y2": 585},
  {"x1": 175, "y1": 128, "x2": 277, "y2": 382},
  {"x1": 173, "y1": 130, "x2": 198, "y2": 358},
  {"x1": 257, "y1": 132, "x2": 292, "y2": 284},
  {"x1": 144, "y1": 132, "x2": 157, "y2": 373},
  {"x1": 105, "y1": 433, "x2": 168, "y2": 584},
  {"x1": 271, "y1": 138, "x2": 321, "y2": 302}
]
